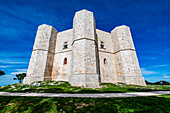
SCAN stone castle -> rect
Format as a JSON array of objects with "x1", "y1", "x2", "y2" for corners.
[{"x1": 23, "y1": 9, "x2": 146, "y2": 87}]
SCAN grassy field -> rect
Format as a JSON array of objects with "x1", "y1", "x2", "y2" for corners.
[
  {"x1": 0, "y1": 81, "x2": 169, "y2": 112},
  {"x1": 0, "y1": 95, "x2": 169, "y2": 113},
  {"x1": 0, "y1": 81, "x2": 170, "y2": 93}
]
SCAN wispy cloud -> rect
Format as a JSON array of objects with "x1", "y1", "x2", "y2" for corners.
[
  {"x1": 163, "y1": 76, "x2": 170, "y2": 78},
  {"x1": 1, "y1": 62, "x2": 27, "y2": 64},
  {"x1": 11, "y1": 69, "x2": 27, "y2": 75},
  {"x1": 15, "y1": 69, "x2": 27, "y2": 72},
  {"x1": 0, "y1": 65, "x2": 10, "y2": 68},
  {"x1": 11, "y1": 72, "x2": 26, "y2": 75},
  {"x1": 162, "y1": 74, "x2": 170, "y2": 78},
  {"x1": 141, "y1": 68, "x2": 158, "y2": 75},
  {"x1": 153, "y1": 65, "x2": 168, "y2": 68},
  {"x1": 151, "y1": 57, "x2": 157, "y2": 60}
]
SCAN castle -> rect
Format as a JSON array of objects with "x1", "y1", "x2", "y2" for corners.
[{"x1": 23, "y1": 9, "x2": 146, "y2": 87}]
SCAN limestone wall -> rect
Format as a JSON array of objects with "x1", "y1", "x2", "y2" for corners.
[
  {"x1": 51, "y1": 52, "x2": 72, "y2": 81},
  {"x1": 69, "y1": 9, "x2": 100, "y2": 87},
  {"x1": 96, "y1": 29, "x2": 116, "y2": 83},
  {"x1": 98, "y1": 52, "x2": 117, "y2": 83},
  {"x1": 24, "y1": 24, "x2": 57, "y2": 83},
  {"x1": 96, "y1": 29, "x2": 114, "y2": 53},
  {"x1": 111, "y1": 25, "x2": 146, "y2": 86},
  {"x1": 51, "y1": 29, "x2": 73, "y2": 81},
  {"x1": 55, "y1": 29, "x2": 73, "y2": 53}
]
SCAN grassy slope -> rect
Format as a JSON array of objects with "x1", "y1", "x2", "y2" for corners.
[
  {"x1": 158, "y1": 94, "x2": 170, "y2": 98},
  {"x1": 0, "y1": 81, "x2": 170, "y2": 93},
  {"x1": 0, "y1": 96, "x2": 169, "y2": 113}
]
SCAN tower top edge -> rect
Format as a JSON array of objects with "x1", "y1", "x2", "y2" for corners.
[
  {"x1": 111, "y1": 25, "x2": 130, "y2": 33},
  {"x1": 58, "y1": 28, "x2": 73, "y2": 34},
  {"x1": 38, "y1": 24, "x2": 52, "y2": 27},
  {"x1": 75, "y1": 9, "x2": 93, "y2": 15},
  {"x1": 96, "y1": 29, "x2": 110, "y2": 34}
]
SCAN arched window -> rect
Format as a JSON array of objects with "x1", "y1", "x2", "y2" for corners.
[
  {"x1": 104, "y1": 58, "x2": 107, "y2": 65},
  {"x1": 100, "y1": 41, "x2": 104, "y2": 49},
  {"x1": 63, "y1": 58, "x2": 67, "y2": 65},
  {"x1": 63, "y1": 42, "x2": 68, "y2": 49}
]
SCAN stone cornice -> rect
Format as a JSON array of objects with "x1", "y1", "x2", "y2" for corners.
[
  {"x1": 71, "y1": 37, "x2": 98, "y2": 46},
  {"x1": 32, "y1": 49, "x2": 55, "y2": 54},
  {"x1": 99, "y1": 48, "x2": 136, "y2": 55},
  {"x1": 32, "y1": 49, "x2": 72, "y2": 54},
  {"x1": 55, "y1": 50, "x2": 72, "y2": 54}
]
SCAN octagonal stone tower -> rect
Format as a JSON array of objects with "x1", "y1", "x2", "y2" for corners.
[
  {"x1": 111, "y1": 25, "x2": 146, "y2": 86},
  {"x1": 23, "y1": 25, "x2": 57, "y2": 83},
  {"x1": 69, "y1": 10, "x2": 100, "y2": 87}
]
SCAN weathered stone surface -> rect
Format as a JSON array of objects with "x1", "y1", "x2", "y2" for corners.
[
  {"x1": 70, "y1": 9, "x2": 100, "y2": 87},
  {"x1": 24, "y1": 9, "x2": 146, "y2": 87},
  {"x1": 96, "y1": 29, "x2": 117, "y2": 83},
  {"x1": 51, "y1": 29, "x2": 73, "y2": 81},
  {"x1": 111, "y1": 25, "x2": 146, "y2": 86},
  {"x1": 23, "y1": 24, "x2": 57, "y2": 83},
  {"x1": 73, "y1": 9, "x2": 96, "y2": 40},
  {"x1": 69, "y1": 74, "x2": 99, "y2": 88}
]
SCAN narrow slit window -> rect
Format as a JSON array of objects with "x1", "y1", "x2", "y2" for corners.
[
  {"x1": 63, "y1": 58, "x2": 67, "y2": 65},
  {"x1": 101, "y1": 41, "x2": 104, "y2": 49},
  {"x1": 104, "y1": 58, "x2": 107, "y2": 65},
  {"x1": 64, "y1": 42, "x2": 68, "y2": 49}
]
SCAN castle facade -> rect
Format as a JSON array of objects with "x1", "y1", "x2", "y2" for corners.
[{"x1": 23, "y1": 9, "x2": 146, "y2": 87}]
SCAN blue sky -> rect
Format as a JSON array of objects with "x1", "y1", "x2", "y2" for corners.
[{"x1": 0, "y1": 0, "x2": 170, "y2": 86}]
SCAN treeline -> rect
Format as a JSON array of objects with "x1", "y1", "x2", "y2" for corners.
[
  {"x1": 145, "y1": 80, "x2": 170, "y2": 85},
  {"x1": 0, "y1": 70, "x2": 26, "y2": 83}
]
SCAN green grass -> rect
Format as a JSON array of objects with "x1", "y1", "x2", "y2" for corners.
[
  {"x1": 0, "y1": 96, "x2": 169, "y2": 113},
  {"x1": 0, "y1": 81, "x2": 170, "y2": 93},
  {"x1": 158, "y1": 95, "x2": 170, "y2": 98}
]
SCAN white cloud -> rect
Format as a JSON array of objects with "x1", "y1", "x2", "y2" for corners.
[
  {"x1": 163, "y1": 76, "x2": 170, "y2": 78},
  {"x1": 15, "y1": 69, "x2": 27, "y2": 72},
  {"x1": 141, "y1": 68, "x2": 158, "y2": 75},
  {"x1": 11, "y1": 69, "x2": 27, "y2": 75},
  {"x1": 3, "y1": 62, "x2": 27, "y2": 64},
  {"x1": 0, "y1": 65, "x2": 10, "y2": 68},
  {"x1": 162, "y1": 74, "x2": 170, "y2": 78},
  {"x1": 11, "y1": 72, "x2": 27, "y2": 75},
  {"x1": 153, "y1": 65, "x2": 167, "y2": 67},
  {"x1": 0, "y1": 60, "x2": 27, "y2": 64}
]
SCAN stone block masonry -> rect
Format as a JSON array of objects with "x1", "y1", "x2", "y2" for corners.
[
  {"x1": 23, "y1": 25, "x2": 57, "y2": 83},
  {"x1": 24, "y1": 9, "x2": 146, "y2": 87}
]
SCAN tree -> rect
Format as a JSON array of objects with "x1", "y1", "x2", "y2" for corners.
[
  {"x1": 13, "y1": 73, "x2": 26, "y2": 83},
  {"x1": 0, "y1": 70, "x2": 5, "y2": 76},
  {"x1": 145, "y1": 80, "x2": 154, "y2": 85}
]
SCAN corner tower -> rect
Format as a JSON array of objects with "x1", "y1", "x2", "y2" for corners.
[
  {"x1": 111, "y1": 25, "x2": 146, "y2": 86},
  {"x1": 24, "y1": 24, "x2": 57, "y2": 83},
  {"x1": 69, "y1": 9, "x2": 100, "y2": 87}
]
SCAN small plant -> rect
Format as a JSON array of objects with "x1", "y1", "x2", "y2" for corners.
[{"x1": 13, "y1": 73, "x2": 26, "y2": 83}]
